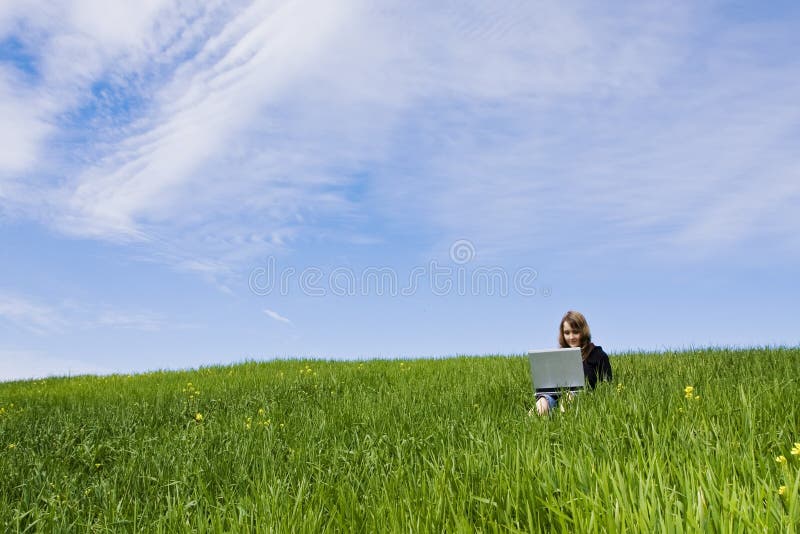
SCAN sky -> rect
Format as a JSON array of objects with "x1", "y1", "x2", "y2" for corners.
[{"x1": 1, "y1": 1, "x2": 799, "y2": 381}]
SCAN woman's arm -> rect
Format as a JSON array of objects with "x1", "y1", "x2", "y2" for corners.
[
  {"x1": 585, "y1": 346, "x2": 612, "y2": 388},
  {"x1": 599, "y1": 348, "x2": 612, "y2": 382}
]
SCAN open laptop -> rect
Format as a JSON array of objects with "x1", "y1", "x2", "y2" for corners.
[{"x1": 528, "y1": 348, "x2": 585, "y2": 395}]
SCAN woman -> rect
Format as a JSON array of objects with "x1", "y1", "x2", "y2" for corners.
[{"x1": 534, "y1": 310, "x2": 613, "y2": 415}]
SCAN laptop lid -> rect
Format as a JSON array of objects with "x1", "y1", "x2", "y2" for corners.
[{"x1": 528, "y1": 348, "x2": 585, "y2": 394}]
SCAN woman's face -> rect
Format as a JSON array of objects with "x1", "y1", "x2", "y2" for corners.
[{"x1": 562, "y1": 322, "x2": 582, "y2": 348}]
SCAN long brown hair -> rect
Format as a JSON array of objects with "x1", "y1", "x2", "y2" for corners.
[{"x1": 558, "y1": 310, "x2": 594, "y2": 360}]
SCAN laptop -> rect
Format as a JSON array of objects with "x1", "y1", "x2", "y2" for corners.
[{"x1": 527, "y1": 348, "x2": 585, "y2": 395}]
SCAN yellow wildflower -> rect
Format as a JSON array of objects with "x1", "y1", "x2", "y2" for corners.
[
  {"x1": 694, "y1": 395, "x2": 701, "y2": 402},
  {"x1": 791, "y1": 442, "x2": 800, "y2": 456},
  {"x1": 684, "y1": 385, "x2": 694, "y2": 399},
  {"x1": 776, "y1": 455, "x2": 787, "y2": 465},
  {"x1": 195, "y1": 412, "x2": 203, "y2": 422},
  {"x1": 7, "y1": 443, "x2": 16, "y2": 449},
  {"x1": 258, "y1": 408, "x2": 266, "y2": 416},
  {"x1": 778, "y1": 486, "x2": 786, "y2": 496}
]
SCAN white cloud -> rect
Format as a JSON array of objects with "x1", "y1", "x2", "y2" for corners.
[
  {"x1": 0, "y1": 292, "x2": 181, "y2": 333},
  {"x1": 0, "y1": 293, "x2": 66, "y2": 334},
  {"x1": 356, "y1": 2, "x2": 800, "y2": 262},
  {"x1": 93, "y1": 310, "x2": 170, "y2": 331},
  {"x1": 50, "y1": 0, "x2": 362, "y2": 261},
  {"x1": 0, "y1": 70, "x2": 51, "y2": 176},
  {"x1": 0, "y1": 0, "x2": 798, "y2": 273},
  {"x1": 0, "y1": 349, "x2": 112, "y2": 382},
  {"x1": 263, "y1": 308, "x2": 291, "y2": 325}
]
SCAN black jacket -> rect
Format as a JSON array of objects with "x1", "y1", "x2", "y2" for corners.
[{"x1": 583, "y1": 345, "x2": 613, "y2": 389}]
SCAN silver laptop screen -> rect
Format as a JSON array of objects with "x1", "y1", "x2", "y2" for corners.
[{"x1": 528, "y1": 348, "x2": 585, "y2": 393}]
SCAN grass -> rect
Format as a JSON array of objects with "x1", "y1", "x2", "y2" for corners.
[{"x1": 0, "y1": 347, "x2": 798, "y2": 532}]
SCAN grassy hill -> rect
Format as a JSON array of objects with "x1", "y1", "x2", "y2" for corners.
[{"x1": 1, "y1": 348, "x2": 798, "y2": 532}]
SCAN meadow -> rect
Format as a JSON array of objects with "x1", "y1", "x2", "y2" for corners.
[{"x1": 0, "y1": 347, "x2": 798, "y2": 532}]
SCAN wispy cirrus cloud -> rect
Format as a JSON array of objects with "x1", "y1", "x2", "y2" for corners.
[
  {"x1": 263, "y1": 308, "x2": 292, "y2": 325},
  {"x1": 4, "y1": 0, "x2": 365, "y2": 270},
  {"x1": 0, "y1": 349, "x2": 112, "y2": 382},
  {"x1": 0, "y1": 291, "x2": 180, "y2": 334},
  {"x1": 1, "y1": 0, "x2": 798, "y2": 275},
  {"x1": 93, "y1": 310, "x2": 175, "y2": 332},
  {"x1": 0, "y1": 68, "x2": 51, "y2": 177},
  {"x1": 0, "y1": 293, "x2": 67, "y2": 334},
  {"x1": 358, "y1": 2, "x2": 800, "y2": 263}
]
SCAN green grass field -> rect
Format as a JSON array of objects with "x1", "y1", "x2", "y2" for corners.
[{"x1": 1, "y1": 347, "x2": 798, "y2": 532}]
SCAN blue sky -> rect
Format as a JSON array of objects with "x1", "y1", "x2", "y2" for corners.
[{"x1": 1, "y1": 1, "x2": 799, "y2": 381}]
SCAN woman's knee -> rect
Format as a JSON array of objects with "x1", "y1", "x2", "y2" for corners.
[{"x1": 535, "y1": 396, "x2": 550, "y2": 415}]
